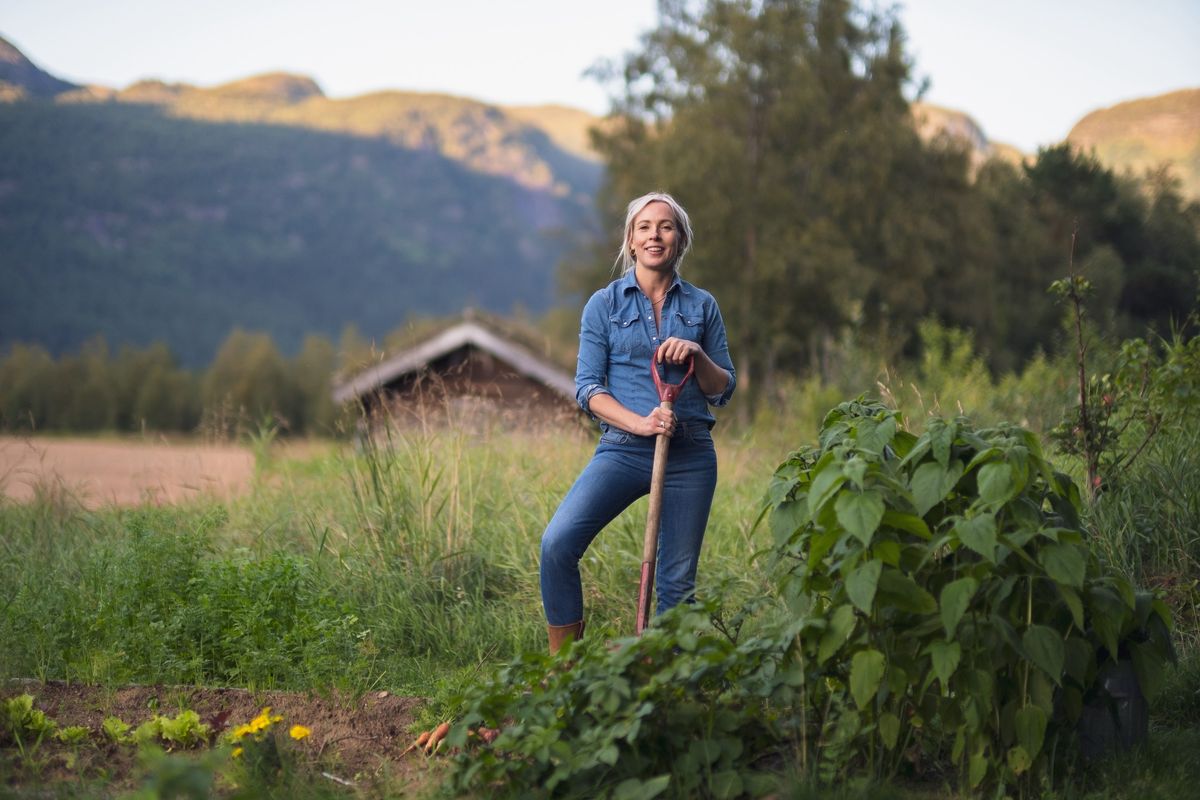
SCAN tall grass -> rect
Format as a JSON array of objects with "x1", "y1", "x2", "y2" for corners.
[{"x1": 0, "y1": 416, "x2": 779, "y2": 698}]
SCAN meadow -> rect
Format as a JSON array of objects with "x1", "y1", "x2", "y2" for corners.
[{"x1": 1, "y1": 331, "x2": 1198, "y2": 798}]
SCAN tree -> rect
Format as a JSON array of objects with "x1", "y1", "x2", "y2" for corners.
[
  {"x1": 585, "y1": 0, "x2": 974, "y2": 399},
  {"x1": 290, "y1": 333, "x2": 337, "y2": 435},
  {"x1": 202, "y1": 329, "x2": 296, "y2": 435}
]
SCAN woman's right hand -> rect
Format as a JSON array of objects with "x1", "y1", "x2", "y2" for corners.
[{"x1": 640, "y1": 406, "x2": 676, "y2": 438}]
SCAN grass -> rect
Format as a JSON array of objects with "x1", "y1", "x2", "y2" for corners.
[
  {"x1": 1, "y1": 357, "x2": 1198, "y2": 795},
  {"x1": 0, "y1": 420, "x2": 780, "y2": 705}
]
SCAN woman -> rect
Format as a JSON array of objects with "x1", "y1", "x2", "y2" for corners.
[{"x1": 540, "y1": 191, "x2": 737, "y2": 653}]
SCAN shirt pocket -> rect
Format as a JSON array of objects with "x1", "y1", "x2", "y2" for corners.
[
  {"x1": 672, "y1": 310, "x2": 704, "y2": 343},
  {"x1": 609, "y1": 312, "x2": 642, "y2": 353}
]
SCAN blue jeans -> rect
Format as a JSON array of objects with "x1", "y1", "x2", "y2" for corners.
[{"x1": 540, "y1": 422, "x2": 718, "y2": 626}]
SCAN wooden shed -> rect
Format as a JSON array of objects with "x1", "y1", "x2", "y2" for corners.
[{"x1": 332, "y1": 318, "x2": 582, "y2": 429}]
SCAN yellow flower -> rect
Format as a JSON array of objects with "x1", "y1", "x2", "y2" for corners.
[
  {"x1": 248, "y1": 707, "x2": 279, "y2": 733},
  {"x1": 230, "y1": 723, "x2": 255, "y2": 741},
  {"x1": 289, "y1": 724, "x2": 311, "y2": 741},
  {"x1": 232, "y1": 746, "x2": 243, "y2": 759}
]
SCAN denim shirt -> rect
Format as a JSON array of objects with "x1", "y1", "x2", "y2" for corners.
[{"x1": 575, "y1": 270, "x2": 736, "y2": 431}]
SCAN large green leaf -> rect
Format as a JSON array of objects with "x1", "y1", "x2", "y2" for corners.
[
  {"x1": 930, "y1": 419, "x2": 957, "y2": 467},
  {"x1": 968, "y1": 750, "x2": 989, "y2": 788},
  {"x1": 769, "y1": 500, "x2": 809, "y2": 548},
  {"x1": 881, "y1": 509, "x2": 932, "y2": 540},
  {"x1": 614, "y1": 775, "x2": 671, "y2": 800},
  {"x1": 806, "y1": 454, "x2": 845, "y2": 518},
  {"x1": 928, "y1": 639, "x2": 961, "y2": 687},
  {"x1": 954, "y1": 513, "x2": 997, "y2": 562},
  {"x1": 845, "y1": 560, "x2": 883, "y2": 614},
  {"x1": 841, "y1": 456, "x2": 868, "y2": 489},
  {"x1": 710, "y1": 771, "x2": 743, "y2": 800},
  {"x1": 1022, "y1": 624, "x2": 1065, "y2": 685},
  {"x1": 1039, "y1": 542, "x2": 1085, "y2": 589},
  {"x1": 856, "y1": 415, "x2": 897, "y2": 455},
  {"x1": 977, "y1": 462, "x2": 1017, "y2": 506},
  {"x1": 877, "y1": 569, "x2": 938, "y2": 614},
  {"x1": 1088, "y1": 585, "x2": 1127, "y2": 659},
  {"x1": 911, "y1": 459, "x2": 964, "y2": 516},
  {"x1": 878, "y1": 712, "x2": 901, "y2": 749},
  {"x1": 850, "y1": 649, "x2": 886, "y2": 709},
  {"x1": 818, "y1": 604, "x2": 858, "y2": 664},
  {"x1": 1015, "y1": 705, "x2": 1047, "y2": 758},
  {"x1": 939, "y1": 577, "x2": 978, "y2": 638},
  {"x1": 835, "y1": 490, "x2": 884, "y2": 546},
  {"x1": 1058, "y1": 584, "x2": 1085, "y2": 629}
]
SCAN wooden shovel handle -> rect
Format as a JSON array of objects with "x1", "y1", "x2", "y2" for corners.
[{"x1": 636, "y1": 399, "x2": 673, "y2": 635}]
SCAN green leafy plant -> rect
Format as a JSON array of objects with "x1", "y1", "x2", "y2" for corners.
[
  {"x1": 3, "y1": 693, "x2": 58, "y2": 750},
  {"x1": 103, "y1": 715, "x2": 134, "y2": 744},
  {"x1": 133, "y1": 709, "x2": 211, "y2": 749},
  {"x1": 765, "y1": 398, "x2": 1176, "y2": 793},
  {"x1": 1050, "y1": 265, "x2": 1200, "y2": 497},
  {"x1": 444, "y1": 602, "x2": 801, "y2": 799},
  {"x1": 54, "y1": 725, "x2": 90, "y2": 745}
]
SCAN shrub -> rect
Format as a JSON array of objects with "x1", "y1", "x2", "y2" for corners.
[
  {"x1": 765, "y1": 398, "x2": 1175, "y2": 792},
  {"x1": 443, "y1": 602, "x2": 801, "y2": 799}
]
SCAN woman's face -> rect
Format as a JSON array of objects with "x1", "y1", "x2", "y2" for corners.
[{"x1": 630, "y1": 201, "x2": 678, "y2": 272}]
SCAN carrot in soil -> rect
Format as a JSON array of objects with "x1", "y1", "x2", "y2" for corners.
[
  {"x1": 424, "y1": 722, "x2": 451, "y2": 754},
  {"x1": 401, "y1": 729, "x2": 432, "y2": 756}
]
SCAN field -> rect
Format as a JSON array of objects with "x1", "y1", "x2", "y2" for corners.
[
  {"x1": 0, "y1": 437, "x2": 255, "y2": 509},
  {"x1": 1, "y1": 404, "x2": 1198, "y2": 798}
]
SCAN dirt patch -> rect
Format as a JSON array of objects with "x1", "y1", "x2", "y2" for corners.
[
  {"x1": 0, "y1": 437, "x2": 255, "y2": 509},
  {"x1": 2, "y1": 681, "x2": 440, "y2": 794}
]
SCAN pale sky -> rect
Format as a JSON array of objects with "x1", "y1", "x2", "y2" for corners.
[{"x1": 1, "y1": 0, "x2": 1197, "y2": 153}]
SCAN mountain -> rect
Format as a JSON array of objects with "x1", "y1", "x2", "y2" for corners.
[
  {"x1": 1067, "y1": 88, "x2": 1200, "y2": 198},
  {"x1": 910, "y1": 101, "x2": 1025, "y2": 169},
  {"x1": 0, "y1": 34, "x2": 77, "y2": 99},
  {"x1": 0, "y1": 36, "x2": 603, "y2": 366}
]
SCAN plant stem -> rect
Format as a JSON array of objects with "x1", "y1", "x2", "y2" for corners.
[{"x1": 1066, "y1": 223, "x2": 1099, "y2": 499}]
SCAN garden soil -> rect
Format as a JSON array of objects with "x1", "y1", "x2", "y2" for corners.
[{"x1": 2, "y1": 680, "x2": 437, "y2": 793}]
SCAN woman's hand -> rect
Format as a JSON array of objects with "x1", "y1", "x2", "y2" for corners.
[
  {"x1": 656, "y1": 337, "x2": 732, "y2": 398},
  {"x1": 640, "y1": 405, "x2": 676, "y2": 438},
  {"x1": 587, "y1": 393, "x2": 676, "y2": 439},
  {"x1": 656, "y1": 337, "x2": 702, "y2": 365}
]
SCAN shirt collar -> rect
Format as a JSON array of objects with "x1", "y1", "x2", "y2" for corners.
[{"x1": 619, "y1": 269, "x2": 687, "y2": 295}]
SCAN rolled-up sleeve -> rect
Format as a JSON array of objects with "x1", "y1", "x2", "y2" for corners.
[
  {"x1": 702, "y1": 300, "x2": 737, "y2": 407},
  {"x1": 575, "y1": 292, "x2": 612, "y2": 414}
]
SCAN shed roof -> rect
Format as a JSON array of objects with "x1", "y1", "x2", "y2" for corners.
[{"x1": 332, "y1": 320, "x2": 576, "y2": 405}]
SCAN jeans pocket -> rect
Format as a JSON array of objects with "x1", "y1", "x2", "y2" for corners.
[
  {"x1": 685, "y1": 424, "x2": 714, "y2": 447},
  {"x1": 600, "y1": 428, "x2": 631, "y2": 445}
]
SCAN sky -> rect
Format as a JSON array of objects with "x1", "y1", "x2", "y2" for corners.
[{"x1": 1, "y1": 0, "x2": 1197, "y2": 153}]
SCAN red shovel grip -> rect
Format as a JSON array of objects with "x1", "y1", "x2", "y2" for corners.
[{"x1": 651, "y1": 349, "x2": 694, "y2": 403}]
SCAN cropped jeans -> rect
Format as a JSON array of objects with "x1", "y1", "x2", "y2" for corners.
[{"x1": 540, "y1": 422, "x2": 718, "y2": 627}]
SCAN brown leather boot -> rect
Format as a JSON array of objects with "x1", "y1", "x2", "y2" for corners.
[{"x1": 547, "y1": 620, "x2": 585, "y2": 655}]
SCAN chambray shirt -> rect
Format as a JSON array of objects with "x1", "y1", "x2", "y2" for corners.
[{"x1": 576, "y1": 270, "x2": 736, "y2": 431}]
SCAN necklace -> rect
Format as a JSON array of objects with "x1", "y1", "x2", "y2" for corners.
[{"x1": 647, "y1": 292, "x2": 668, "y2": 307}]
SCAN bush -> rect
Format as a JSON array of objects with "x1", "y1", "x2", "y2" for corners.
[
  {"x1": 443, "y1": 601, "x2": 803, "y2": 799},
  {"x1": 765, "y1": 399, "x2": 1175, "y2": 792}
]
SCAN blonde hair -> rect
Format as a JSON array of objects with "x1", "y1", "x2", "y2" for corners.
[{"x1": 614, "y1": 191, "x2": 694, "y2": 274}]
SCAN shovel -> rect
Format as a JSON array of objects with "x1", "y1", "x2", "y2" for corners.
[{"x1": 636, "y1": 349, "x2": 694, "y2": 635}]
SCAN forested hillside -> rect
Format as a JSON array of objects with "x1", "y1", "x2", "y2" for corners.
[
  {"x1": 0, "y1": 36, "x2": 600, "y2": 366},
  {"x1": 1, "y1": 21, "x2": 1197, "y2": 395}
]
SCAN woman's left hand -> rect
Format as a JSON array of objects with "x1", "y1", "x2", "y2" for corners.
[{"x1": 656, "y1": 337, "x2": 703, "y2": 365}]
